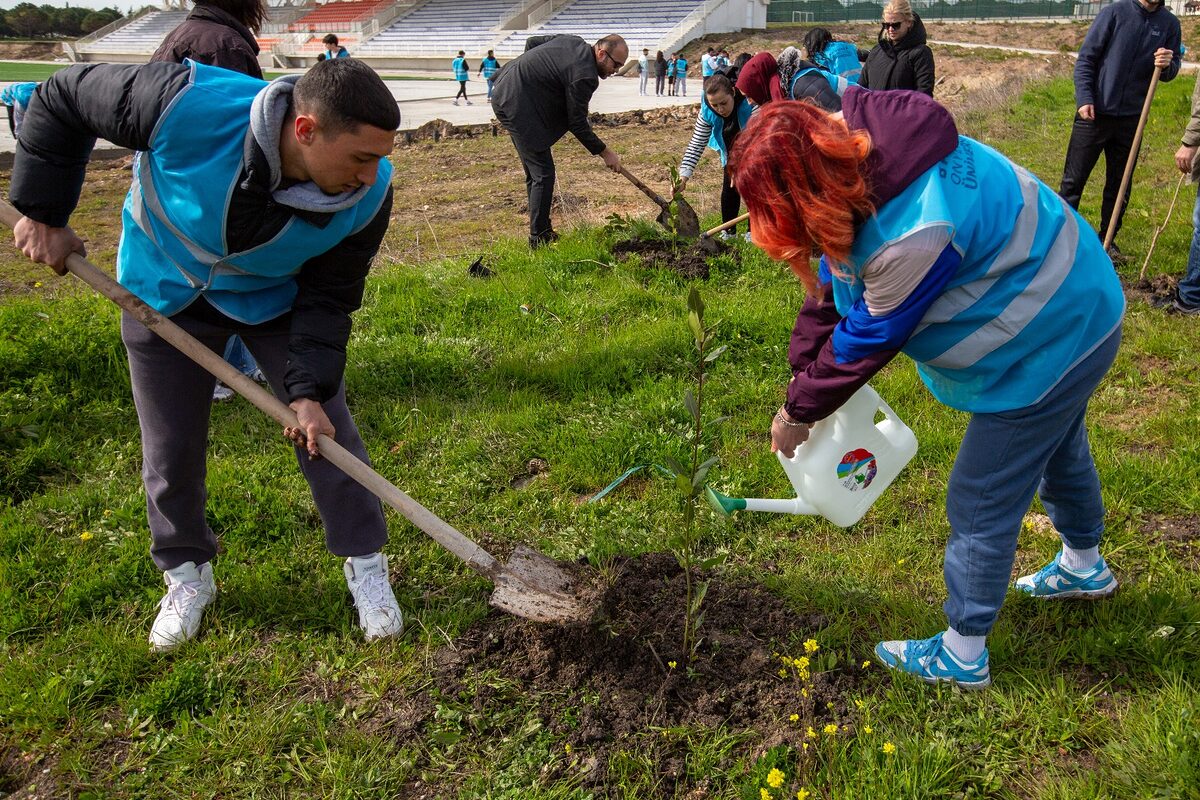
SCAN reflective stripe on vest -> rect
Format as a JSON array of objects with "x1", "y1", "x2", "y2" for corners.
[{"x1": 835, "y1": 136, "x2": 1124, "y2": 412}]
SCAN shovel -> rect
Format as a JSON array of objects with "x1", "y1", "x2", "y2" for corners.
[
  {"x1": 1, "y1": 200, "x2": 586, "y2": 625},
  {"x1": 617, "y1": 165, "x2": 701, "y2": 238}
]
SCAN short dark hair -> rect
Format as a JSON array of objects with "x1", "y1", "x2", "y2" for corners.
[
  {"x1": 322, "y1": 33, "x2": 339, "y2": 46},
  {"x1": 196, "y1": 0, "x2": 266, "y2": 33},
  {"x1": 295, "y1": 59, "x2": 400, "y2": 134},
  {"x1": 704, "y1": 73, "x2": 734, "y2": 97},
  {"x1": 595, "y1": 34, "x2": 626, "y2": 53}
]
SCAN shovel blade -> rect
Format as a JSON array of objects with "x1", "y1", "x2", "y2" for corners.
[
  {"x1": 488, "y1": 545, "x2": 591, "y2": 624},
  {"x1": 655, "y1": 198, "x2": 702, "y2": 239}
]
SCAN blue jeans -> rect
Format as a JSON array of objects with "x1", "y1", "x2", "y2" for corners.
[
  {"x1": 1180, "y1": 186, "x2": 1200, "y2": 308},
  {"x1": 486, "y1": 77, "x2": 495, "y2": 99},
  {"x1": 223, "y1": 335, "x2": 260, "y2": 378},
  {"x1": 942, "y1": 327, "x2": 1121, "y2": 636}
]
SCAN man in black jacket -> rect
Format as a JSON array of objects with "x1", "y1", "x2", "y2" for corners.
[
  {"x1": 1058, "y1": 0, "x2": 1180, "y2": 261},
  {"x1": 9, "y1": 59, "x2": 406, "y2": 651},
  {"x1": 491, "y1": 33, "x2": 625, "y2": 248},
  {"x1": 151, "y1": 0, "x2": 266, "y2": 79}
]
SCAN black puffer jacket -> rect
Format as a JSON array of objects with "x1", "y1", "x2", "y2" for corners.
[
  {"x1": 859, "y1": 13, "x2": 935, "y2": 96},
  {"x1": 151, "y1": 4, "x2": 262, "y2": 79}
]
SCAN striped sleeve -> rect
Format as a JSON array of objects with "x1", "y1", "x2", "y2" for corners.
[{"x1": 679, "y1": 113, "x2": 712, "y2": 178}]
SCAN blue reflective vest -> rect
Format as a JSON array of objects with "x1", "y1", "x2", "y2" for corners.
[
  {"x1": 699, "y1": 95, "x2": 753, "y2": 166},
  {"x1": 831, "y1": 136, "x2": 1124, "y2": 413},
  {"x1": 453, "y1": 57, "x2": 468, "y2": 81},
  {"x1": 813, "y1": 41, "x2": 861, "y2": 84},
  {"x1": 118, "y1": 61, "x2": 392, "y2": 324},
  {"x1": 675, "y1": 58, "x2": 688, "y2": 78},
  {"x1": 481, "y1": 57, "x2": 500, "y2": 79}
]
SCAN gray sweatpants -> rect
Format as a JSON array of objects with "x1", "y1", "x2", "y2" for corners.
[{"x1": 121, "y1": 309, "x2": 388, "y2": 571}]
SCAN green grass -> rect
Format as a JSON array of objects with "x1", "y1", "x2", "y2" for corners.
[
  {"x1": 0, "y1": 61, "x2": 67, "y2": 82},
  {"x1": 2, "y1": 76, "x2": 1199, "y2": 798}
]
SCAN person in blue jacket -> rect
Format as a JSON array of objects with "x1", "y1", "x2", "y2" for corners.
[
  {"x1": 1058, "y1": 0, "x2": 1181, "y2": 262},
  {"x1": 731, "y1": 89, "x2": 1125, "y2": 689},
  {"x1": 675, "y1": 74, "x2": 753, "y2": 238},
  {"x1": 320, "y1": 33, "x2": 350, "y2": 61},
  {"x1": 674, "y1": 54, "x2": 688, "y2": 96},
  {"x1": 1, "y1": 81, "x2": 36, "y2": 137},
  {"x1": 9, "y1": 59, "x2": 406, "y2": 652},
  {"x1": 803, "y1": 27, "x2": 867, "y2": 84},
  {"x1": 479, "y1": 49, "x2": 500, "y2": 99},
  {"x1": 452, "y1": 49, "x2": 472, "y2": 105}
]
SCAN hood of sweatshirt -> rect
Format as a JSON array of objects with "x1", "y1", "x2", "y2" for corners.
[{"x1": 840, "y1": 84, "x2": 958, "y2": 207}]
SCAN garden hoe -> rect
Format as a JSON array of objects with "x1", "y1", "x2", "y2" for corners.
[
  {"x1": 0, "y1": 200, "x2": 587, "y2": 626},
  {"x1": 697, "y1": 213, "x2": 750, "y2": 255},
  {"x1": 616, "y1": 165, "x2": 701, "y2": 238}
]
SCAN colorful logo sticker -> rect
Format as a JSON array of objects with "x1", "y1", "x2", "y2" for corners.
[{"x1": 837, "y1": 448, "x2": 877, "y2": 492}]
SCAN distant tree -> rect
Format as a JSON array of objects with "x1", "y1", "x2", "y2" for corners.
[
  {"x1": 6, "y1": 3, "x2": 50, "y2": 37},
  {"x1": 80, "y1": 8, "x2": 123, "y2": 34}
]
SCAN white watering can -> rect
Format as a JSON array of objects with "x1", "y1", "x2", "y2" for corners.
[{"x1": 707, "y1": 384, "x2": 918, "y2": 528}]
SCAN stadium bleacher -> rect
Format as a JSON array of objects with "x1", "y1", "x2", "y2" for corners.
[
  {"x1": 78, "y1": 9, "x2": 188, "y2": 55},
  {"x1": 493, "y1": 0, "x2": 705, "y2": 57},
  {"x1": 356, "y1": 0, "x2": 518, "y2": 57},
  {"x1": 288, "y1": 0, "x2": 394, "y2": 32}
]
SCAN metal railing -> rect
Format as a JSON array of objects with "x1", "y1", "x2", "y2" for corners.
[
  {"x1": 656, "y1": 0, "x2": 720, "y2": 53},
  {"x1": 73, "y1": 6, "x2": 155, "y2": 48}
]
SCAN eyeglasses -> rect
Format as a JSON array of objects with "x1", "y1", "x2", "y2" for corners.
[
  {"x1": 881, "y1": 21, "x2": 905, "y2": 30},
  {"x1": 599, "y1": 50, "x2": 620, "y2": 68}
]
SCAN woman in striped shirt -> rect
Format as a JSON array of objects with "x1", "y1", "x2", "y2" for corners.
[{"x1": 676, "y1": 74, "x2": 753, "y2": 239}]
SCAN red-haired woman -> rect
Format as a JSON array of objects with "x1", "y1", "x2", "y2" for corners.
[{"x1": 729, "y1": 89, "x2": 1125, "y2": 689}]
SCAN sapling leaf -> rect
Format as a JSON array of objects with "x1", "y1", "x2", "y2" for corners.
[
  {"x1": 688, "y1": 310, "x2": 703, "y2": 343},
  {"x1": 704, "y1": 345, "x2": 728, "y2": 363},
  {"x1": 664, "y1": 456, "x2": 689, "y2": 477},
  {"x1": 684, "y1": 390, "x2": 699, "y2": 422},
  {"x1": 709, "y1": 415, "x2": 732, "y2": 427},
  {"x1": 674, "y1": 474, "x2": 694, "y2": 496},
  {"x1": 699, "y1": 552, "x2": 728, "y2": 570}
]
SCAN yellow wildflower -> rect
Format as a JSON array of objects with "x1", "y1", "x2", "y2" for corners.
[
  {"x1": 823, "y1": 724, "x2": 838, "y2": 735},
  {"x1": 79, "y1": 531, "x2": 93, "y2": 541},
  {"x1": 760, "y1": 789, "x2": 772, "y2": 800},
  {"x1": 767, "y1": 768, "x2": 785, "y2": 789},
  {"x1": 863, "y1": 725, "x2": 873, "y2": 735},
  {"x1": 789, "y1": 713, "x2": 800, "y2": 723},
  {"x1": 802, "y1": 742, "x2": 809, "y2": 751},
  {"x1": 896, "y1": 558, "x2": 906, "y2": 566},
  {"x1": 803, "y1": 639, "x2": 819, "y2": 654},
  {"x1": 779, "y1": 668, "x2": 788, "y2": 678},
  {"x1": 801, "y1": 688, "x2": 809, "y2": 698},
  {"x1": 797, "y1": 790, "x2": 810, "y2": 800},
  {"x1": 565, "y1": 743, "x2": 572, "y2": 754},
  {"x1": 668, "y1": 661, "x2": 677, "y2": 669},
  {"x1": 805, "y1": 726, "x2": 817, "y2": 739},
  {"x1": 854, "y1": 699, "x2": 865, "y2": 710},
  {"x1": 33, "y1": 281, "x2": 42, "y2": 288},
  {"x1": 883, "y1": 742, "x2": 896, "y2": 755},
  {"x1": 796, "y1": 656, "x2": 810, "y2": 670},
  {"x1": 862, "y1": 660, "x2": 871, "y2": 669}
]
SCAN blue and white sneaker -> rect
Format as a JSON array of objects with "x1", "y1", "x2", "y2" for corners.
[
  {"x1": 874, "y1": 632, "x2": 991, "y2": 690},
  {"x1": 1015, "y1": 551, "x2": 1117, "y2": 600}
]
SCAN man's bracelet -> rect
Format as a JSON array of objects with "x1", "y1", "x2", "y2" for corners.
[{"x1": 775, "y1": 407, "x2": 808, "y2": 429}]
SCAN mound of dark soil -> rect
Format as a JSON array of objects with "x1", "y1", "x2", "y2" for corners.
[
  {"x1": 1126, "y1": 274, "x2": 1178, "y2": 308},
  {"x1": 433, "y1": 553, "x2": 866, "y2": 795},
  {"x1": 612, "y1": 236, "x2": 731, "y2": 279}
]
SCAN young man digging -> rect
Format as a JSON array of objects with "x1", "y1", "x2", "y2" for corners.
[{"x1": 9, "y1": 58, "x2": 405, "y2": 651}]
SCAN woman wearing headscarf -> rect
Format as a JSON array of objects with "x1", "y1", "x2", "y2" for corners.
[
  {"x1": 728, "y1": 88, "x2": 1123, "y2": 689},
  {"x1": 735, "y1": 49, "x2": 843, "y2": 112}
]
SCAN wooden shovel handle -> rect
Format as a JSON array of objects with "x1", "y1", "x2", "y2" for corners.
[
  {"x1": 617, "y1": 165, "x2": 670, "y2": 210},
  {"x1": 0, "y1": 199, "x2": 503, "y2": 580},
  {"x1": 1103, "y1": 65, "x2": 1161, "y2": 250},
  {"x1": 701, "y1": 213, "x2": 750, "y2": 238}
]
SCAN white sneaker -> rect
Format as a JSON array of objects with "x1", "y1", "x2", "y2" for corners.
[
  {"x1": 212, "y1": 383, "x2": 234, "y2": 402},
  {"x1": 742, "y1": 231, "x2": 753, "y2": 243},
  {"x1": 452, "y1": 99, "x2": 459, "y2": 106},
  {"x1": 717, "y1": 230, "x2": 733, "y2": 241},
  {"x1": 465, "y1": 100, "x2": 473, "y2": 105},
  {"x1": 149, "y1": 561, "x2": 216, "y2": 652},
  {"x1": 344, "y1": 553, "x2": 404, "y2": 640}
]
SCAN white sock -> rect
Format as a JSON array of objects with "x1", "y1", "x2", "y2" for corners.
[
  {"x1": 1060, "y1": 545, "x2": 1100, "y2": 572},
  {"x1": 942, "y1": 627, "x2": 986, "y2": 662}
]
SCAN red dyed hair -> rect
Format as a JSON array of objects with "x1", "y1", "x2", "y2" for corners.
[{"x1": 728, "y1": 101, "x2": 874, "y2": 294}]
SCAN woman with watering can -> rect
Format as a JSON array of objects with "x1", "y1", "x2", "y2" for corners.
[{"x1": 729, "y1": 88, "x2": 1124, "y2": 689}]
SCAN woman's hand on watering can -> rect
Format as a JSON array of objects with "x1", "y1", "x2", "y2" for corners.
[
  {"x1": 770, "y1": 406, "x2": 811, "y2": 458},
  {"x1": 285, "y1": 398, "x2": 336, "y2": 460}
]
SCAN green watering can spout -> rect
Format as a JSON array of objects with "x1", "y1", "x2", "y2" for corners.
[{"x1": 705, "y1": 486, "x2": 746, "y2": 518}]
